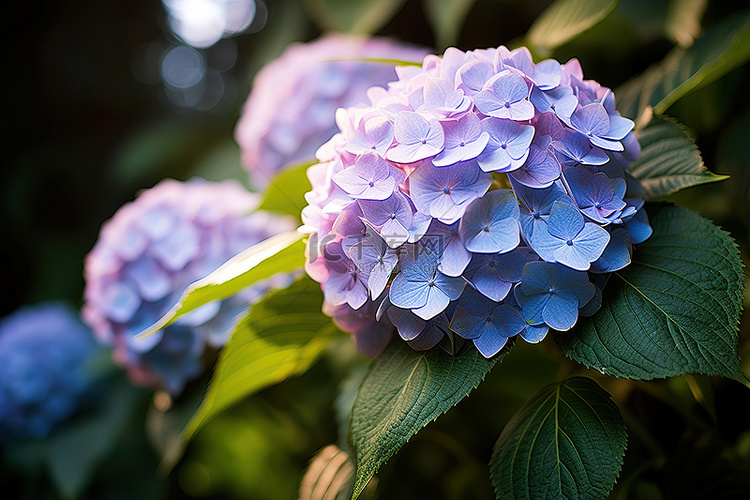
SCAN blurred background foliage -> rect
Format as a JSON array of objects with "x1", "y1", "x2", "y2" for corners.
[{"x1": 1, "y1": 0, "x2": 749, "y2": 498}]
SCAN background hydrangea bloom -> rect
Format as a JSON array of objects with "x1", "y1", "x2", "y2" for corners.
[
  {"x1": 302, "y1": 45, "x2": 650, "y2": 358},
  {"x1": 234, "y1": 34, "x2": 428, "y2": 188},
  {"x1": 83, "y1": 178, "x2": 296, "y2": 394},
  {"x1": 0, "y1": 303, "x2": 97, "y2": 442}
]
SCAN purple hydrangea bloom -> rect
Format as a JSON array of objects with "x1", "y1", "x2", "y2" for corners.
[
  {"x1": 83, "y1": 178, "x2": 296, "y2": 394},
  {"x1": 0, "y1": 303, "x2": 97, "y2": 441},
  {"x1": 302, "y1": 44, "x2": 651, "y2": 358},
  {"x1": 235, "y1": 34, "x2": 428, "y2": 187}
]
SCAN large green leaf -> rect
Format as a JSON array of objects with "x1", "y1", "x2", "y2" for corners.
[
  {"x1": 184, "y1": 276, "x2": 338, "y2": 439},
  {"x1": 629, "y1": 115, "x2": 727, "y2": 200},
  {"x1": 490, "y1": 376, "x2": 627, "y2": 500},
  {"x1": 424, "y1": 0, "x2": 478, "y2": 50},
  {"x1": 305, "y1": 0, "x2": 407, "y2": 34},
  {"x1": 525, "y1": 0, "x2": 617, "y2": 56},
  {"x1": 257, "y1": 160, "x2": 314, "y2": 219},
  {"x1": 616, "y1": 11, "x2": 750, "y2": 119},
  {"x1": 136, "y1": 230, "x2": 305, "y2": 340},
  {"x1": 555, "y1": 205, "x2": 745, "y2": 380},
  {"x1": 349, "y1": 341, "x2": 501, "y2": 499}
]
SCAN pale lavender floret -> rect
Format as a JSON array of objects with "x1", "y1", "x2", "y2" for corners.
[
  {"x1": 432, "y1": 114, "x2": 490, "y2": 166},
  {"x1": 409, "y1": 160, "x2": 491, "y2": 224},
  {"x1": 552, "y1": 130, "x2": 610, "y2": 166},
  {"x1": 463, "y1": 248, "x2": 527, "y2": 301},
  {"x1": 531, "y1": 201, "x2": 610, "y2": 270},
  {"x1": 565, "y1": 167, "x2": 627, "y2": 224},
  {"x1": 388, "y1": 246, "x2": 465, "y2": 320},
  {"x1": 387, "y1": 111, "x2": 446, "y2": 163},
  {"x1": 344, "y1": 115, "x2": 395, "y2": 156},
  {"x1": 474, "y1": 71, "x2": 534, "y2": 121},
  {"x1": 514, "y1": 180, "x2": 575, "y2": 247},
  {"x1": 516, "y1": 261, "x2": 595, "y2": 331},
  {"x1": 419, "y1": 220, "x2": 471, "y2": 277},
  {"x1": 459, "y1": 189, "x2": 520, "y2": 254},
  {"x1": 529, "y1": 87, "x2": 578, "y2": 122},
  {"x1": 450, "y1": 288, "x2": 525, "y2": 357},
  {"x1": 508, "y1": 141, "x2": 561, "y2": 188},
  {"x1": 358, "y1": 191, "x2": 413, "y2": 248},
  {"x1": 477, "y1": 118, "x2": 535, "y2": 173},
  {"x1": 83, "y1": 178, "x2": 297, "y2": 394},
  {"x1": 420, "y1": 78, "x2": 472, "y2": 120},
  {"x1": 592, "y1": 227, "x2": 632, "y2": 273},
  {"x1": 333, "y1": 151, "x2": 405, "y2": 200},
  {"x1": 347, "y1": 225, "x2": 398, "y2": 300},
  {"x1": 567, "y1": 103, "x2": 635, "y2": 151},
  {"x1": 322, "y1": 241, "x2": 370, "y2": 310},
  {"x1": 332, "y1": 205, "x2": 368, "y2": 254},
  {"x1": 455, "y1": 60, "x2": 494, "y2": 96},
  {"x1": 387, "y1": 306, "x2": 427, "y2": 341}
]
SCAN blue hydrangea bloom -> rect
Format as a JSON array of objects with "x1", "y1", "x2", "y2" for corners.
[
  {"x1": 302, "y1": 44, "x2": 651, "y2": 358},
  {"x1": 84, "y1": 178, "x2": 296, "y2": 393},
  {"x1": 0, "y1": 303, "x2": 97, "y2": 442},
  {"x1": 450, "y1": 288, "x2": 525, "y2": 356},
  {"x1": 515, "y1": 262, "x2": 595, "y2": 331}
]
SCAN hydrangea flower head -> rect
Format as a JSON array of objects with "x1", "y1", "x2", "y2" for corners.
[
  {"x1": 235, "y1": 34, "x2": 429, "y2": 187},
  {"x1": 83, "y1": 178, "x2": 296, "y2": 394},
  {"x1": 0, "y1": 303, "x2": 97, "y2": 442},
  {"x1": 302, "y1": 45, "x2": 650, "y2": 358}
]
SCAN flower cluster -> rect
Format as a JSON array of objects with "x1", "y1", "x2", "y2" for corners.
[
  {"x1": 235, "y1": 34, "x2": 428, "y2": 187},
  {"x1": 0, "y1": 303, "x2": 97, "y2": 442},
  {"x1": 83, "y1": 178, "x2": 296, "y2": 394},
  {"x1": 302, "y1": 46, "x2": 652, "y2": 358}
]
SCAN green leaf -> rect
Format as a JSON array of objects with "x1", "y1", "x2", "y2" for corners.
[
  {"x1": 424, "y1": 0, "x2": 478, "y2": 50},
  {"x1": 490, "y1": 376, "x2": 627, "y2": 500},
  {"x1": 616, "y1": 11, "x2": 750, "y2": 119},
  {"x1": 257, "y1": 160, "x2": 314, "y2": 219},
  {"x1": 136, "y1": 230, "x2": 305, "y2": 340},
  {"x1": 184, "y1": 276, "x2": 338, "y2": 439},
  {"x1": 305, "y1": 0, "x2": 408, "y2": 34},
  {"x1": 350, "y1": 341, "x2": 501, "y2": 499},
  {"x1": 555, "y1": 205, "x2": 745, "y2": 380},
  {"x1": 525, "y1": 0, "x2": 617, "y2": 56},
  {"x1": 629, "y1": 115, "x2": 727, "y2": 200},
  {"x1": 299, "y1": 445, "x2": 356, "y2": 500}
]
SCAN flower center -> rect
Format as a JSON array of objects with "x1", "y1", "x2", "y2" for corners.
[
  {"x1": 533, "y1": 211, "x2": 540, "y2": 219},
  {"x1": 443, "y1": 187, "x2": 451, "y2": 194},
  {"x1": 368, "y1": 180, "x2": 375, "y2": 187},
  {"x1": 504, "y1": 101, "x2": 511, "y2": 108},
  {"x1": 488, "y1": 261, "x2": 496, "y2": 268},
  {"x1": 548, "y1": 287, "x2": 556, "y2": 294},
  {"x1": 390, "y1": 213, "x2": 397, "y2": 220},
  {"x1": 566, "y1": 239, "x2": 573, "y2": 246},
  {"x1": 501, "y1": 143, "x2": 507, "y2": 149}
]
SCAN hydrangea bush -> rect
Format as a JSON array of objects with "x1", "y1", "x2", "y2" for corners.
[
  {"x1": 302, "y1": 45, "x2": 651, "y2": 358},
  {"x1": 235, "y1": 34, "x2": 428, "y2": 187},
  {"x1": 0, "y1": 303, "x2": 97, "y2": 442},
  {"x1": 83, "y1": 178, "x2": 296, "y2": 394}
]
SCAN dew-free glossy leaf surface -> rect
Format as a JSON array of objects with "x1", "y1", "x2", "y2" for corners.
[
  {"x1": 490, "y1": 376, "x2": 627, "y2": 500},
  {"x1": 629, "y1": 115, "x2": 727, "y2": 200},
  {"x1": 184, "y1": 276, "x2": 338, "y2": 438},
  {"x1": 556, "y1": 206, "x2": 745, "y2": 380},
  {"x1": 350, "y1": 341, "x2": 501, "y2": 498}
]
